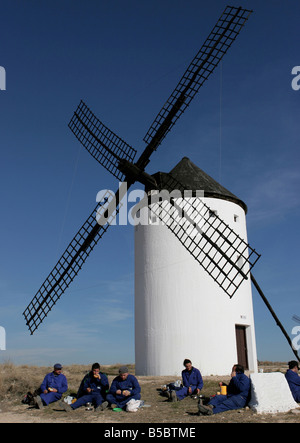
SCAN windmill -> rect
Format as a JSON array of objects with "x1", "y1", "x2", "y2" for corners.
[{"x1": 23, "y1": 5, "x2": 299, "y2": 372}]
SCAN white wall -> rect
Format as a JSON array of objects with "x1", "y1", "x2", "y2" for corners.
[{"x1": 134, "y1": 196, "x2": 258, "y2": 376}]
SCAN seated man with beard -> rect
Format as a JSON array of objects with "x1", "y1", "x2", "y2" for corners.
[{"x1": 198, "y1": 364, "x2": 251, "y2": 415}]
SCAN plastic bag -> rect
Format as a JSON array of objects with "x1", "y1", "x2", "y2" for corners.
[
  {"x1": 126, "y1": 398, "x2": 143, "y2": 412},
  {"x1": 64, "y1": 395, "x2": 76, "y2": 405}
]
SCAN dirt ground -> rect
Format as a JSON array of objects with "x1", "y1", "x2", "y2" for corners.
[{"x1": 0, "y1": 362, "x2": 299, "y2": 424}]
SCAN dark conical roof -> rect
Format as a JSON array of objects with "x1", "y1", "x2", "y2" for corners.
[{"x1": 150, "y1": 157, "x2": 247, "y2": 213}]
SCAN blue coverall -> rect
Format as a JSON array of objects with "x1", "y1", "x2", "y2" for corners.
[
  {"x1": 106, "y1": 374, "x2": 141, "y2": 409},
  {"x1": 285, "y1": 369, "x2": 300, "y2": 402},
  {"x1": 209, "y1": 372, "x2": 251, "y2": 414},
  {"x1": 175, "y1": 367, "x2": 203, "y2": 400},
  {"x1": 71, "y1": 372, "x2": 109, "y2": 410},
  {"x1": 40, "y1": 371, "x2": 68, "y2": 406}
]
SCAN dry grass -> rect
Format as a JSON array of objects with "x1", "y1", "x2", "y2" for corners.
[
  {"x1": 0, "y1": 362, "x2": 135, "y2": 401},
  {"x1": 0, "y1": 361, "x2": 299, "y2": 423}
]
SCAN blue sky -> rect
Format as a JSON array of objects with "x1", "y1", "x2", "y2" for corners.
[{"x1": 0, "y1": 0, "x2": 299, "y2": 367}]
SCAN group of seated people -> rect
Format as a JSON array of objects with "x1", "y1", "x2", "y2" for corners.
[
  {"x1": 164, "y1": 359, "x2": 251, "y2": 415},
  {"x1": 167, "y1": 358, "x2": 300, "y2": 415},
  {"x1": 31, "y1": 358, "x2": 300, "y2": 415},
  {"x1": 33, "y1": 363, "x2": 141, "y2": 412}
]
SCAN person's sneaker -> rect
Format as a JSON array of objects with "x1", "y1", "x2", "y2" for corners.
[
  {"x1": 202, "y1": 396, "x2": 211, "y2": 406},
  {"x1": 198, "y1": 403, "x2": 213, "y2": 416},
  {"x1": 34, "y1": 395, "x2": 43, "y2": 409},
  {"x1": 110, "y1": 403, "x2": 117, "y2": 409},
  {"x1": 59, "y1": 400, "x2": 73, "y2": 412},
  {"x1": 171, "y1": 390, "x2": 178, "y2": 402},
  {"x1": 96, "y1": 401, "x2": 108, "y2": 411},
  {"x1": 164, "y1": 390, "x2": 171, "y2": 400}
]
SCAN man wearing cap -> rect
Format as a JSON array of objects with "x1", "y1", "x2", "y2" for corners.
[
  {"x1": 106, "y1": 366, "x2": 141, "y2": 410},
  {"x1": 34, "y1": 363, "x2": 68, "y2": 408},
  {"x1": 285, "y1": 360, "x2": 300, "y2": 402}
]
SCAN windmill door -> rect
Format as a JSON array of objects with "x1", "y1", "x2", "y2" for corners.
[{"x1": 235, "y1": 325, "x2": 249, "y2": 369}]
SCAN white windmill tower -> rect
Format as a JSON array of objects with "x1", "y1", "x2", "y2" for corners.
[{"x1": 135, "y1": 157, "x2": 258, "y2": 376}]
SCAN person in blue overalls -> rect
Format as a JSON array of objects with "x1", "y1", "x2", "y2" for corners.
[
  {"x1": 285, "y1": 360, "x2": 300, "y2": 402},
  {"x1": 34, "y1": 363, "x2": 68, "y2": 408},
  {"x1": 60, "y1": 362, "x2": 109, "y2": 412},
  {"x1": 198, "y1": 364, "x2": 251, "y2": 415},
  {"x1": 169, "y1": 359, "x2": 203, "y2": 402},
  {"x1": 106, "y1": 366, "x2": 141, "y2": 410}
]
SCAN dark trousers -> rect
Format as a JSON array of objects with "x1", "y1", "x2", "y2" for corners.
[{"x1": 71, "y1": 392, "x2": 105, "y2": 410}]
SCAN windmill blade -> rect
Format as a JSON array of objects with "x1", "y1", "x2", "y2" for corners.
[
  {"x1": 136, "y1": 174, "x2": 260, "y2": 298},
  {"x1": 23, "y1": 188, "x2": 121, "y2": 334},
  {"x1": 149, "y1": 195, "x2": 259, "y2": 298},
  {"x1": 251, "y1": 274, "x2": 300, "y2": 363},
  {"x1": 141, "y1": 6, "x2": 252, "y2": 158},
  {"x1": 69, "y1": 100, "x2": 137, "y2": 181}
]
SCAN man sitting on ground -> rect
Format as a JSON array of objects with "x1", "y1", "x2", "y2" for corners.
[
  {"x1": 285, "y1": 360, "x2": 300, "y2": 402},
  {"x1": 106, "y1": 366, "x2": 141, "y2": 410},
  {"x1": 60, "y1": 362, "x2": 109, "y2": 412},
  {"x1": 198, "y1": 364, "x2": 251, "y2": 415},
  {"x1": 167, "y1": 359, "x2": 203, "y2": 402},
  {"x1": 34, "y1": 363, "x2": 68, "y2": 408}
]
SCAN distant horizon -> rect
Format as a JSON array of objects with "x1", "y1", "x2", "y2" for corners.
[{"x1": 0, "y1": 358, "x2": 292, "y2": 369}]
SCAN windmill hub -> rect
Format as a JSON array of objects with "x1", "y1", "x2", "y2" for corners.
[{"x1": 118, "y1": 159, "x2": 158, "y2": 189}]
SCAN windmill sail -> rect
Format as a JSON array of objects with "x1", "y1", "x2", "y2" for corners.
[
  {"x1": 23, "y1": 189, "x2": 120, "y2": 334},
  {"x1": 69, "y1": 100, "x2": 137, "y2": 181},
  {"x1": 142, "y1": 6, "x2": 252, "y2": 152},
  {"x1": 138, "y1": 173, "x2": 260, "y2": 298},
  {"x1": 251, "y1": 274, "x2": 300, "y2": 363}
]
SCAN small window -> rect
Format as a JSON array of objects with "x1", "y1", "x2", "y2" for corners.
[
  {"x1": 234, "y1": 214, "x2": 239, "y2": 223},
  {"x1": 149, "y1": 214, "x2": 157, "y2": 224},
  {"x1": 236, "y1": 255, "x2": 244, "y2": 269}
]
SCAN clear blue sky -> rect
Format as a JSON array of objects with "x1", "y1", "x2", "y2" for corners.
[{"x1": 0, "y1": 0, "x2": 299, "y2": 367}]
